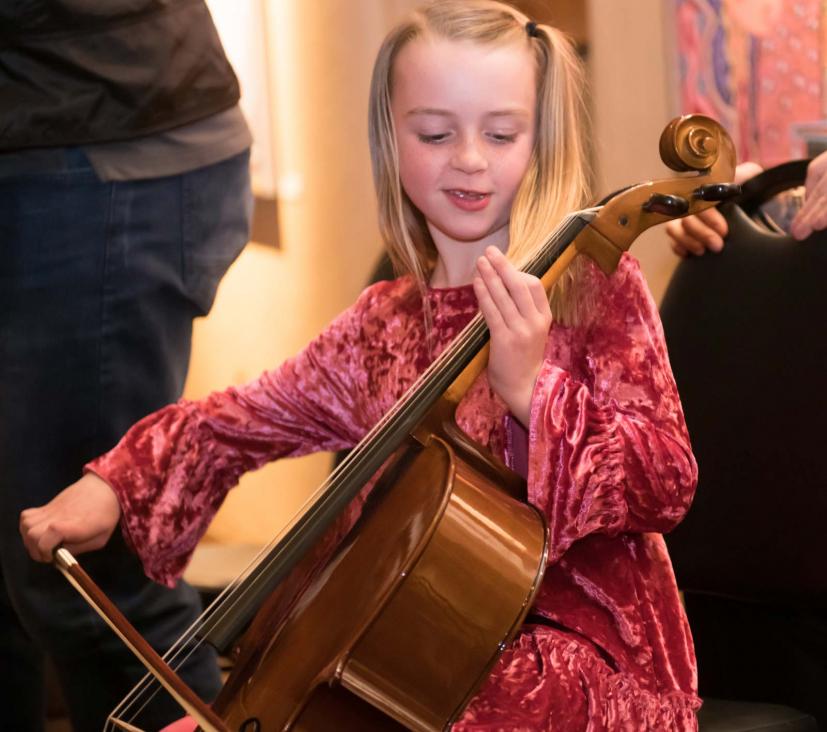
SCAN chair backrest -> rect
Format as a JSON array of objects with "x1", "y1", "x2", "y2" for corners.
[{"x1": 661, "y1": 161, "x2": 827, "y2": 606}]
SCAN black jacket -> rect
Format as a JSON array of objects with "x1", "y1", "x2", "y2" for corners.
[{"x1": 0, "y1": 0, "x2": 240, "y2": 151}]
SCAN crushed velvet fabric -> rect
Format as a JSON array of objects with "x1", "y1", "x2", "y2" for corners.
[{"x1": 89, "y1": 253, "x2": 700, "y2": 731}]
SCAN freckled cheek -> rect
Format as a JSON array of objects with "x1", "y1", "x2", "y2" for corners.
[
  {"x1": 498, "y1": 147, "x2": 533, "y2": 201},
  {"x1": 398, "y1": 149, "x2": 441, "y2": 205},
  {"x1": 503, "y1": 170, "x2": 527, "y2": 203}
]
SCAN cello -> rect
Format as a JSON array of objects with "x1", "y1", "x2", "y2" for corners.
[{"x1": 56, "y1": 114, "x2": 738, "y2": 732}]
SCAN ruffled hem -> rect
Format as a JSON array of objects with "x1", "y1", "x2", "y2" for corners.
[{"x1": 454, "y1": 624, "x2": 699, "y2": 732}]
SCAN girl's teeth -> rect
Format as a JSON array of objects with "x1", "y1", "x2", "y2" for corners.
[{"x1": 453, "y1": 190, "x2": 484, "y2": 200}]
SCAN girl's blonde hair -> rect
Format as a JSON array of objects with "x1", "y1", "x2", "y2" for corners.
[{"x1": 368, "y1": 0, "x2": 592, "y2": 323}]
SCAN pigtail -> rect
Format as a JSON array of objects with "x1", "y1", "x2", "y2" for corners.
[
  {"x1": 508, "y1": 23, "x2": 594, "y2": 327},
  {"x1": 368, "y1": 19, "x2": 437, "y2": 344}
]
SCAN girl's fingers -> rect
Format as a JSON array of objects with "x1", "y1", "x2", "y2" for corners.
[
  {"x1": 20, "y1": 475, "x2": 121, "y2": 563},
  {"x1": 473, "y1": 275, "x2": 505, "y2": 332},
  {"x1": 482, "y1": 247, "x2": 543, "y2": 318},
  {"x1": 34, "y1": 525, "x2": 64, "y2": 563},
  {"x1": 527, "y1": 274, "x2": 551, "y2": 316},
  {"x1": 20, "y1": 517, "x2": 57, "y2": 562},
  {"x1": 476, "y1": 254, "x2": 522, "y2": 326},
  {"x1": 50, "y1": 522, "x2": 109, "y2": 557},
  {"x1": 20, "y1": 509, "x2": 57, "y2": 562},
  {"x1": 22, "y1": 509, "x2": 111, "y2": 562}
]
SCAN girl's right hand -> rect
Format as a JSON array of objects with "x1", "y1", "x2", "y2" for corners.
[
  {"x1": 473, "y1": 247, "x2": 552, "y2": 428},
  {"x1": 664, "y1": 161, "x2": 764, "y2": 257},
  {"x1": 20, "y1": 473, "x2": 122, "y2": 562}
]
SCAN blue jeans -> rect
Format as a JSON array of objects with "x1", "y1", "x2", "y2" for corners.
[{"x1": 0, "y1": 149, "x2": 252, "y2": 731}]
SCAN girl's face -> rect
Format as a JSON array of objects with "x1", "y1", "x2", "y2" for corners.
[{"x1": 391, "y1": 35, "x2": 537, "y2": 258}]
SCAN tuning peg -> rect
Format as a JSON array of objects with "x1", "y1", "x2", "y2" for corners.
[
  {"x1": 642, "y1": 193, "x2": 690, "y2": 216},
  {"x1": 693, "y1": 183, "x2": 741, "y2": 201}
]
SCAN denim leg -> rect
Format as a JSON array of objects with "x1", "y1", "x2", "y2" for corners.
[
  {"x1": 0, "y1": 569, "x2": 45, "y2": 731},
  {"x1": 0, "y1": 149, "x2": 251, "y2": 731}
]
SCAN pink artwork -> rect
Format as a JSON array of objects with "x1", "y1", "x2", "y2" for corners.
[{"x1": 675, "y1": 0, "x2": 823, "y2": 166}]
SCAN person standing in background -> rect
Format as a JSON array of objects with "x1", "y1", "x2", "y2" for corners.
[{"x1": 0, "y1": 2, "x2": 253, "y2": 729}]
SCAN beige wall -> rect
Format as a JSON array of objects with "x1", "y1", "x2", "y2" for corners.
[
  {"x1": 587, "y1": 0, "x2": 681, "y2": 303},
  {"x1": 186, "y1": 0, "x2": 681, "y2": 549},
  {"x1": 185, "y1": 1, "x2": 419, "y2": 545}
]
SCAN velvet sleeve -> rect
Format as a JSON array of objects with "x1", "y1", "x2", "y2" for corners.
[
  {"x1": 527, "y1": 255, "x2": 698, "y2": 564},
  {"x1": 87, "y1": 288, "x2": 384, "y2": 586}
]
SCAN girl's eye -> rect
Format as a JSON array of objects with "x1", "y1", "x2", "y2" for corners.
[
  {"x1": 417, "y1": 133, "x2": 450, "y2": 144},
  {"x1": 489, "y1": 133, "x2": 518, "y2": 144}
]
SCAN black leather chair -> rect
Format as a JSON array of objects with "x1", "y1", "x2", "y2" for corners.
[{"x1": 660, "y1": 161, "x2": 825, "y2": 731}]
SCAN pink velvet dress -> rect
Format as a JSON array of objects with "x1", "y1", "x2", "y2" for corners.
[{"x1": 89, "y1": 253, "x2": 701, "y2": 731}]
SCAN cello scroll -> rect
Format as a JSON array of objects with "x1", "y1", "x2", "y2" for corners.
[{"x1": 571, "y1": 114, "x2": 739, "y2": 276}]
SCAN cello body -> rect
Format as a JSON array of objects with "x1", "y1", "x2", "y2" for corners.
[{"x1": 213, "y1": 428, "x2": 547, "y2": 731}]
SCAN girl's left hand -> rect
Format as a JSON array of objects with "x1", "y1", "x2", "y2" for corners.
[{"x1": 473, "y1": 247, "x2": 552, "y2": 426}]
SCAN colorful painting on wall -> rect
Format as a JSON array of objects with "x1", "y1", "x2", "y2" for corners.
[{"x1": 675, "y1": 0, "x2": 824, "y2": 166}]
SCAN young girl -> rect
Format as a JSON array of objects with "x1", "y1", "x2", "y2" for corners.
[{"x1": 20, "y1": 1, "x2": 701, "y2": 729}]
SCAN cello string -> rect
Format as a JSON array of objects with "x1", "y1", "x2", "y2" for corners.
[{"x1": 109, "y1": 534, "x2": 289, "y2": 725}]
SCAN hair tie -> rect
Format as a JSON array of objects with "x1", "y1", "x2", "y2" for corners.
[{"x1": 526, "y1": 21, "x2": 539, "y2": 38}]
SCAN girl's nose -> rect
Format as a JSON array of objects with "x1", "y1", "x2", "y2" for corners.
[{"x1": 451, "y1": 138, "x2": 488, "y2": 174}]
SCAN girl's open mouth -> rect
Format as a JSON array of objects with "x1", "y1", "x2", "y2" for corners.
[{"x1": 444, "y1": 189, "x2": 491, "y2": 211}]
